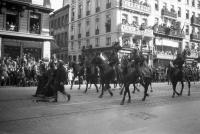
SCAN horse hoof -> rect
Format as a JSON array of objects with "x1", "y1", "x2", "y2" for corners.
[
  {"x1": 188, "y1": 94, "x2": 190, "y2": 96},
  {"x1": 150, "y1": 90, "x2": 153, "y2": 92},
  {"x1": 142, "y1": 98, "x2": 145, "y2": 101},
  {"x1": 146, "y1": 94, "x2": 149, "y2": 97},
  {"x1": 172, "y1": 95, "x2": 175, "y2": 98},
  {"x1": 120, "y1": 101, "x2": 124, "y2": 105},
  {"x1": 99, "y1": 95, "x2": 103, "y2": 98},
  {"x1": 110, "y1": 92, "x2": 113, "y2": 97},
  {"x1": 132, "y1": 91, "x2": 135, "y2": 94}
]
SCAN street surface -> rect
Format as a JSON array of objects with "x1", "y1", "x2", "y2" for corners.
[{"x1": 0, "y1": 82, "x2": 200, "y2": 134}]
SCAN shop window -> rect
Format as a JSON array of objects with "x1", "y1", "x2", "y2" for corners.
[
  {"x1": 106, "y1": 37, "x2": 111, "y2": 46},
  {"x1": 73, "y1": 55, "x2": 77, "y2": 62},
  {"x1": 30, "y1": 13, "x2": 41, "y2": 34},
  {"x1": 6, "y1": 14, "x2": 18, "y2": 31}
]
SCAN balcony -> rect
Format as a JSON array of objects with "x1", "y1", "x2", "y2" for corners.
[
  {"x1": 106, "y1": 3, "x2": 111, "y2": 9},
  {"x1": 96, "y1": 7, "x2": 100, "y2": 12},
  {"x1": 86, "y1": 31, "x2": 90, "y2": 37},
  {"x1": 153, "y1": 24, "x2": 184, "y2": 39},
  {"x1": 86, "y1": 11, "x2": 90, "y2": 16},
  {"x1": 78, "y1": 33, "x2": 81, "y2": 38},
  {"x1": 71, "y1": 35, "x2": 74, "y2": 40},
  {"x1": 120, "y1": 0, "x2": 151, "y2": 15},
  {"x1": 190, "y1": 33, "x2": 200, "y2": 42},
  {"x1": 191, "y1": 16, "x2": 200, "y2": 27},
  {"x1": 17, "y1": 0, "x2": 32, "y2": 3},
  {"x1": 120, "y1": 24, "x2": 153, "y2": 37},
  {"x1": 161, "y1": 8, "x2": 177, "y2": 19},
  {"x1": 95, "y1": 29, "x2": 99, "y2": 35}
]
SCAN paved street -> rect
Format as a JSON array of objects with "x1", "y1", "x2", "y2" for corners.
[{"x1": 0, "y1": 82, "x2": 200, "y2": 134}]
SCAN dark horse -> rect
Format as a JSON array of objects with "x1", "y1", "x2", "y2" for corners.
[
  {"x1": 91, "y1": 54, "x2": 117, "y2": 98},
  {"x1": 167, "y1": 49, "x2": 191, "y2": 98},
  {"x1": 84, "y1": 62, "x2": 99, "y2": 93},
  {"x1": 68, "y1": 61, "x2": 84, "y2": 90},
  {"x1": 120, "y1": 53, "x2": 152, "y2": 105}
]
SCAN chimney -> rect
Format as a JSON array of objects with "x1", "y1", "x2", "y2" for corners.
[{"x1": 43, "y1": 0, "x2": 51, "y2": 8}]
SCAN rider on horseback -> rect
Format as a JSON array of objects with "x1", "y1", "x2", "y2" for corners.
[{"x1": 173, "y1": 53, "x2": 185, "y2": 70}]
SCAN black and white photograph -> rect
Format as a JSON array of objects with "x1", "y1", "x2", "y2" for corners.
[{"x1": 0, "y1": 0, "x2": 200, "y2": 133}]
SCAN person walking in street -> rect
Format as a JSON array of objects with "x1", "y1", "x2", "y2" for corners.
[{"x1": 53, "y1": 60, "x2": 70, "y2": 102}]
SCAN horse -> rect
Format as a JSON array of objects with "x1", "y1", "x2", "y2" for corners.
[
  {"x1": 167, "y1": 49, "x2": 191, "y2": 98},
  {"x1": 68, "y1": 61, "x2": 84, "y2": 90},
  {"x1": 84, "y1": 63, "x2": 99, "y2": 93},
  {"x1": 91, "y1": 54, "x2": 117, "y2": 98},
  {"x1": 120, "y1": 53, "x2": 152, "y2": 105},
  {"x1": 0, "y1": 62, "x2": 9, "y2": 86}
]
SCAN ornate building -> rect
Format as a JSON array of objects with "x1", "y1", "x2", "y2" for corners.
[{"x1": 0, "y1": 0, "x2": 53, "y2": 60}]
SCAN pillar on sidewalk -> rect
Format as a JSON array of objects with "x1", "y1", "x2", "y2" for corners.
[
  {"x1": 0, "y1": 37, "x2": 2, "y2": 58},
  {"x1": 42, "y1": 41, "x2": 51, "y2": 60}
]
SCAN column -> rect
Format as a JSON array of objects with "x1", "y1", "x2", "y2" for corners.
[
  {"x1": 0, "y1": 37, "x2": 2, "y2": 58},
  {"x1": 42, "y1": 41, "x2": 51, "y2": 60}
]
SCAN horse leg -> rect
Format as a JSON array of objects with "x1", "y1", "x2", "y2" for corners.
[
  {"x1": 127, "y1": 84, "x2": 131, "y2": 103},
  {"x1": 188, "y1": 79, "x2": 191, "y2": 96},
  {"x1": 172, "y1": 82, "x2": 179, "y2": 98},
  {"x1": 142, "y1": 82, "x2": 149, "y2": 101},
  {"x1": 84, "y1": 80, "x2": 88, "y2": 93},
  {"x1": 94, "y1": 83, "x2": 99, "y2": 93},
  {"x1": 120, "y1": 85, "x2": 127, "y2": 105},
  {"x1": 88, "y1": 83, "x2": 92, "y2": 89},
  {"x1": 150, "y1": 82, "x2": 153, "y2": 92},
  {"x1": 70, "y1": 76, "x2": 76, "y2": 90},
  {"x1": 78, "y1": 76, "x2": 81, "y2": 90},
  {"x1": 119, "y1": 84, "x2": 124, "y2": 95},
  {"x1": 99, "y1": 83, "x2": 104, "y2": 98},
  {"x1": 180, "y1": 81, "x2": 184, "y2": 96}
]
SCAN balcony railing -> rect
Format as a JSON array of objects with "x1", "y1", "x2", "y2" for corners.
[
  {"x1": 17, "y1": 0, "x2": 32, "y2": 3},
  {"x1": 106, "y1": 3, "x2": 111, "y2": 9},
  {"x1": 191, "y1": 16, "x2": 200, "y2": 27},
  {"x1": 120, "y1": 24, "x2": 153, "y2": 37},
  {"x1": 190, "y1": 33, "x2": 200, "y2": 41},
  {"x1": 78, "y1": 33, "x2": 81, "y2": 38},
  {"x1": 86, "y1": 31, "x2": 90, "y2": 37},
  {"x1": 161, "y1": 8, "x2": 177, "y2": 19},
  {"x1": 96, "y1": 7, "x2": 100, "y2": 12},
  {"x1": 120, "y1": 0, "x2": 151, "y2": 15},
  {"x1": 153, "y1": 25, "x2": 184, "y2": 38}
]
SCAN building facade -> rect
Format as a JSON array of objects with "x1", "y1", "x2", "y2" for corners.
[
  {"x1": 61, "y1": 0, "x2": 200, "y2": 67},
  {"x1": 0, "y1": 0, "x2": 53, "y2": 61},
  {"x1": 49, "y1": 5, "x2": 69, "y2": 63}
]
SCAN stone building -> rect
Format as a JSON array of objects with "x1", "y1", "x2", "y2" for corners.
[
  {"x1": 0, "y1": 0, "x2": 53, "y2": 61},
  {"x1": 49, "y1": 5, "x2": 69, "y2": 63}
]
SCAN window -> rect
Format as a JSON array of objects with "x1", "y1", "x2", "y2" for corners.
[
  {"x1": 178, "y1": 7, "x2": 181, "y2": 17},
  {"x1": 142, "y1": 18, "x2": 147, "y2": 26},
  {"x1": 105, "y1": 14, "x2": 111, "y2": 33},
  {"x1": 192, "y1": 0, "x2": 195, "y2": 7},
  {"x1": 78, "y1": 4, "x2": 82, "y2": 18},
  {"x1": 71, "y1": 7, "x2": 75, "y2": 21},
  {"x1": 73, "y1": 55, "x2": 76, "y2": 62},
  {"x1": 154, "y1": 17, "x2": 159, "y2": 24},
  {"x1": 186, "y1": 0, "x2": 189, "y2": 5},
  {"x1": 86, "y1": 20, "x2": 90, "y2": 36},
  {"x1": 95, "y1": 17, "x2": 100, "y2": 34},
  {"x1": 122, "y1": 14, "x2": 128, "y2": 24},
  {"x1": 155, "y1": 0, "x2": 159, "y2": 11},
  {"x1": 86, "y1": 39, "x2": 90, "y2": 46},
  {"x1": 86, "y1": 0, "x2": 91, "y2": 15},
  {"x1": 78, "y1": 41, "x2": 81, "y2": 49},
  {"x1": 198, "y1": 0, "x2": 200, "y2": 9},
  {"x1": 192, "y1": 12, "x2": 195, "y2": 17},
  {"x1": 65, "y1": 14, "x2": 69, "y2": 25},
  {"x1": 58, "y1": 17, "x2": 60, "y2": 28},
  {"x1": 106, "y1": 37, "x2": 111, "y2": 46},
  {"x1": 186, "y1": 25, "x2": 189, "y2": 35},
  {"x1": 78, "y1": 23, "x2": 81, "y2": 34},
  {"x1": 71, "y1": 25, "x2": 74, "y2": 35},
  {"x1": 132, "y1": 16, "x2": 138, "y2": 25},
  {"x1": 96, "y1": 0, "x2": 100, "y2": 12},
  {"x1": 6, "y1": 13, "x2": 19, "y2": 32},
  {"x1": 65, "y1": 32, "x2": 68, "y2": 45},
  {"x1": 61, "y1": 16, "x2": 64, "y2": 27},
  {"x1": 95, "y1": 38, "x2": 100, "y2": 46},
  {"x1": 71, "y1": 42, "x2": 74, "y2": 50},
  {"x1": 178, "y1": 0, "x2": 181, "y2": 2},
  {"x1": 185, "y1": 42, "x2": 189, "y2": 49},
  {"x1": 30, "y1": 12, "x2": 41, "y2": 34},
  {"x1": 186, "y1": 10, "x2": 189, "y2": 19},
  {"x1": 106, "y1": 0, "x2": 111, "y2": 9}
]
